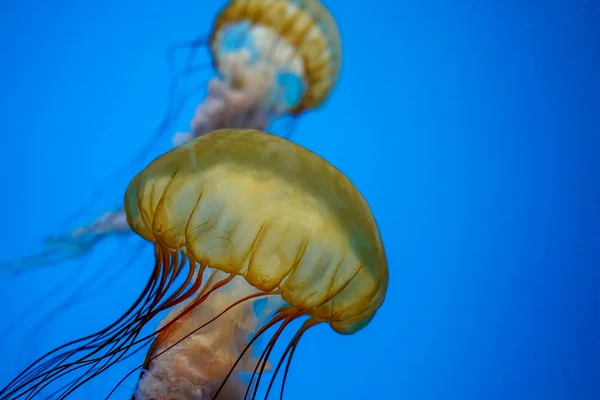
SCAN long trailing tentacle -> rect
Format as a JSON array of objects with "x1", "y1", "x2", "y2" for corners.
[
  {"x1": 1, "y1": 247, "x2": 163, "y2": 388},
  {"x1": 0, "y1": 248, "x2": 174, "y2": 399},
  {"x1": 119, "y1": 295, "x2": 318, "y2": 400},
  {"x1": 1, "y1": 268, "x2": 161, "y2": 398},
  {"x1": 208, "y1": 307, "x2": 319, "y2": 400},
  {"x1": 18, "y1": 238, "x2": 147, "y2": 369},
  {"x1": 5, "y1": 267, "x2": 318, "y2": 400},
  {"x1": 112, "y1": 290, "x2": 281, "y2": 399},
  {"x1": 0, "y1": 253, "x2": 89, "y2": 372},
  {"x1": 46, "y1": 253, "x2": 184, "y2": 399},
  {"x1": 211, "y1": 308, "x2": 300, "y2": 400},
  {"x1": 267, "y1": 317, "x2": 321, "y2": 400},
  {"x1": 25, "y1": 252, "x2": 189, "y2": 399},
  {"x1": 246, "y1": 315, "x2": 320, "y2": 400},
  {"x1": 0, "y1": 232, "x2": 106, "y2": 277},
  {"x1": 0, "y1": 251, "x2": 251, "y2": 399},
  {"x1": 61, "y1": 267, "x2": 238, "y2": 399},
  {"x1": 243, "y1": 311, "x2": 298, "y2": 400}
]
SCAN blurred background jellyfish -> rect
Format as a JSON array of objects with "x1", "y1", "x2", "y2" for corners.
[
  {"x1": 0, "y1": 129, "x2": 388, "y2": 399},
  {"x1": 1, "y1": 0, "x2": 341, "y2": 276},
  {"x1": 0, "y1": 0, "x2": 342, "y2": 369}
]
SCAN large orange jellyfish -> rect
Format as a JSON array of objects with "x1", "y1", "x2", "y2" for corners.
[
  {"x1": 1, "y1": 0, "x2": 342, "y2": 275},
  {"x1": 0, "y1": 129, "x2": 387, "y2": 399}
]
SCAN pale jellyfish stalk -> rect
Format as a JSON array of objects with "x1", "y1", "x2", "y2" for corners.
[
  {"x1": 135, "y1": 273, "x2": 284, "y2": 400},
  {"x1": 173, "y1": 21, "x2": 308, "y2": 146}
]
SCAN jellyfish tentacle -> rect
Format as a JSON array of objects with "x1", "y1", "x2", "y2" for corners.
[
  {"x1": 20, "y1": 210, "x2": 131, "y2": 274},
  {"x1": 0, "y1": 253, "x2": 169, "y2": 398},
  {"x1": 209, "y1": 307, "x2": 303, "y2": 400},
  {"x1": 278, "y1": 319, "x2": 316, "y2": 400},
  {"x1": 12, "y1": 261, "x2": 172, "y2": 400},
  {"x1": 0, "y1": 239, "x2": 93, "y2": 277},
  {"x1": 1, "y1": 209, "x2": 128, "y2": 277},
  {"x1": 111, "y1": 291, "x2": 283, "y2": 399},
  {"x1": 244, "y1": 309, "x2": 301, "y2": 400},
  {"x1": 0, "y1": 264, "x2": 159, "y2": 398},
  {"x1": 2, "y1": 254, "x2": 259, "y2": 399},
  {"x1": 262, "y1": 319, "x2": 304, "y2": 399},
  {"x1": 18, "y1": 243, "x2": 134, "y2": 369}
]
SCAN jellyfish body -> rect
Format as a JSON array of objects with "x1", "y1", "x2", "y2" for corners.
[
  {"x1": 0, "y1": 0, "x2": 342, "y2": 279},
  {"x1": 0, "y1": 129, "x2": 387, "y2": 399},
  {"x1": 180, "y1": 0, "x2": 342, "y2": 141},
  {"x1": 127, "y1": 128, "x2": 385, "y2": 335}
]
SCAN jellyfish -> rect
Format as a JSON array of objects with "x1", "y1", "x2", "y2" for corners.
[
  {"x1": 1, "y1": 0, "x2": 342, "y2": 276},
  {"x1": 0, "y1": 128, "x2": 388, "y2": 399}
]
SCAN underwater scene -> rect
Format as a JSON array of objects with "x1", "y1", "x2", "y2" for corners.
[{"x1": 0, "y1": 0, "x2": 598, "y2": 399}]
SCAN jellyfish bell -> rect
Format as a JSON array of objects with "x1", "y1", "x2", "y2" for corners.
[
  {"x1": 210, "y1": 0, "x2": 341, "y2": 113},
  {"x1": 185, "y1": 0, "x2": 342, "y2": 142},
  {"x1": 0, "y1": 128, "x2": 387, "y2": 399},
  {"x1": 126, "y1": 127, "x2": 384, "y2": 336},
  {"x1": 128, "y1": 128, "x2": 386, "y2": 397}
]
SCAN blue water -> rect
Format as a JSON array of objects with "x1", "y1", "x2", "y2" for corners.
[{"x1": 0, "y1": 0, "x2": 599, "y2": 399}]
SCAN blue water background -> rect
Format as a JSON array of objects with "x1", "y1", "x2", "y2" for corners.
[{"x1": 0, "y1": 0, "x2": 598, "y2": 399}]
